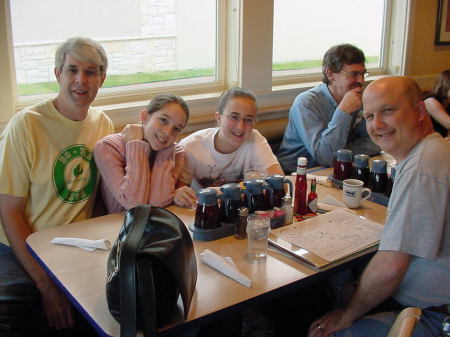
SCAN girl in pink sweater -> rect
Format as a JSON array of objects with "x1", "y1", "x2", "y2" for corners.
[{"x1": 94, "y1": 94, "x2": 189, "y2": 213}]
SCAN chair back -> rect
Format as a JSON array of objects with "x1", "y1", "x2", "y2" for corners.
[{"x1": 387, "y1": 307, "x2": 422, "y2": 337}]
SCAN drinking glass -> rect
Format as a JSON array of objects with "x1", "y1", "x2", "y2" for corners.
[
  {"x1": 244, "y1": 169, "x2": 268, "y2": 181},
  {"x1": 246, "y1": 214, "x2": 271, "y2": 262}
]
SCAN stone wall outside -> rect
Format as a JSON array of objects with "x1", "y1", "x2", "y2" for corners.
[{"x1": 14, "y1": 0, "x2": 178, "y2": 84}]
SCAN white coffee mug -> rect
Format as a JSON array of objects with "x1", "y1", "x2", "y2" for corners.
[{"x1": 342, "y1": 179, "x2": 371, "y2": 208}]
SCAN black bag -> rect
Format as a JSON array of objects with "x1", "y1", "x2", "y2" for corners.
[{"x1": 106, "y1": 205, "x2": 197, "y2": 337}]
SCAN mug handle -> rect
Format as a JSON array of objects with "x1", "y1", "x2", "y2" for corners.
[
  {"x1": 283, "y1": 178, "x2": 294, "y2": 197},
  {"x1": 361, "y1": 188, "x2": 371, "y2": 200}
]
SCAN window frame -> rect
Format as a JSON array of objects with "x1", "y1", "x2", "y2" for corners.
[{"x1": 271, "y1": 0, "x2": 393, "y2": 87}]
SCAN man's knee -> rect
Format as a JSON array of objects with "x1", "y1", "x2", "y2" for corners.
[
  {"x1": 334, "y1": 312, "x2": 395, "y2": 337},
  {"x1": 0, "y1": 244, "x2": 42, "y2": 335}
]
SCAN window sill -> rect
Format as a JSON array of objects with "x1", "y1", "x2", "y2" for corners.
[
  {"x1": 8, "y1": 75, "x2": 389, "y2": 139},
  {"x1": 98, "y1": 74, "x2": 389, "y2": 136}
]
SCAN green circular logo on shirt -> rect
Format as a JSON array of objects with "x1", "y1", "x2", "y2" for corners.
[{"x1": 53, "y1": 145, "x2": 97, "y2": 203}]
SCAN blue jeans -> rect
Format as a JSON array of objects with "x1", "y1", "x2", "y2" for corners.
[
  {"x1": 334, "y1": 309, "x2": 447, "y2": 337},
  {"x1": 0, "y1": 242, "x2": 40, "y2": 307},
  {"x1": 0, "y1": 242, "x2": 42, "y2": 336},
  {"x1": 0, "y1": 243, "x2": 100, "y2": 336}
]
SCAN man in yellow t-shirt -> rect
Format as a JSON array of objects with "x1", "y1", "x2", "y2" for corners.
[{"x1": 0, "y1": 37, "x2": 114, "y2": 335}]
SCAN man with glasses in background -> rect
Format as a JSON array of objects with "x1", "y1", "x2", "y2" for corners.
[
  {"x1": 277, "y1": 44, "x2": 380, "y2": 172},
  {"x1": 0, "y1": 37, "x2": 114, "y2": 336}
]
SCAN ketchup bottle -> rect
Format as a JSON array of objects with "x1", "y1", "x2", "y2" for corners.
[
  {"x1": 307, "y1": 178, "x2": 318, "y2": 214},
  {"x1": 294, "y1": 157, "x2": 307, "y2": 215}
]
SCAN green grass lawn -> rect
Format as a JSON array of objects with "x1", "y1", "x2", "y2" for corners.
[
  {"x1": 272, "y1": 55, "x2": 379, "y2": 71},
  {"x1": 17, "y1": 56, "x2": 379, "y2": 96},
  {"x1": 272, "y1": 59, "x2": 322, "y2": 71},
  {"x1": 17, "y1": 68, "x2": 215, "y2": 96}
]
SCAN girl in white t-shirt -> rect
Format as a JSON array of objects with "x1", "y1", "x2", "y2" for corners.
[{"x1": 174, "y1": 87, "x2": 283, "y2": 207}]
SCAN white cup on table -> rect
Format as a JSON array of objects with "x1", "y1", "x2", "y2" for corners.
[{"x1": 342, "y1": 179, "x2": 371, "y2": 208}]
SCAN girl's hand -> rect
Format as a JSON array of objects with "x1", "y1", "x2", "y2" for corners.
[
  {"x1": 174, "y1": 186, "x2": 198, "y2": 208},
  {"x1": 121, "y1": 124, "x2": 144, "y2": 142}
]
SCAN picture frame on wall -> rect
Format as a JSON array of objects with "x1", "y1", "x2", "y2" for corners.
[{"x1": 435, "y1": 0, "x2": 450, "y2": 45}]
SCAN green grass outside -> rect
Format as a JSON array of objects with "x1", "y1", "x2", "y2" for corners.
[
  {"x1": 272, "y1": 55, "x2": 379, "y2": 71},
  {"x1": 17, "y1": 68, "x2": 214, "y2": 96},
  {"x1": 272, "y1": 59, "x2": 322, "y2": 71},
  {"x1": 17, "y1": 56, "x2": 379, "y2": 96}
]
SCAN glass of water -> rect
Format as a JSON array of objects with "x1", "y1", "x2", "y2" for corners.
[
  {"x1": 244, "y1": 169, "x2": 268, "y2": 181},
  {"x1": 246, "y1": 214, "x2": 271, "y2": 262}
]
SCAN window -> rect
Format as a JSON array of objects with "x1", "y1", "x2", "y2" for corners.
[
  {"x1": 10, "y1": 0, "x2": 217, "y2": 99},
  {"x1": 273, "y1": 0, "x2": 387, "y2": 82},
  {"x1": 0, "y1": 0, "x2": 411, "y2": 130}
]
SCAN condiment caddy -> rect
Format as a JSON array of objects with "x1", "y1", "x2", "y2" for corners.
[
  {"x1": 329, "y1": 149, "x2": 395, "y2": 207},
  {"x1": 189, "y1": 188, "x2": 235, "y2": 241},
  {"x1": 189, "y1": 175, "x2": 290, "y2": 241}
]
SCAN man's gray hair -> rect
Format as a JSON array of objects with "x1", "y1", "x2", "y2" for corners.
[{"x1": 55, "y1": 37, "x2": 108, "y2": 74}]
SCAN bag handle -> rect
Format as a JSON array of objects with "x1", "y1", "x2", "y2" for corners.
[
  {"x1": 138, "y1": 260, "x2": 157, "y2": 336},
  {"x1": 119, "y1": 205, "x2": 156, "y2": 337}
]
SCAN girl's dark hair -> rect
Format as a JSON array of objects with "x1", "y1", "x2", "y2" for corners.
[
  {"x1": 322, "y1": 44, "x2": 366, "y2": 84},
  {"x1": 217, "y1": 87, "x2": 257, "y2": 114},
  {"x1": 430, "y1": 69, "x2": 450, "y2": 100},
  {"x1": 146, "y1": 93, "x2": 189, "y2": 119}
]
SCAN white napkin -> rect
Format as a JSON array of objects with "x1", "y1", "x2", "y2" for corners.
[
  {"x1": 51, "y1": 237, "x2": 111, "y2": 251},
  {"x1": 307, "y1": 174, "x2": 332, "y2": 187},
  {"x1": 318, "y1": 195, "x2": 357, "y2": 214},
  {"x1": 290, "y1": 173, "x2": 332, "y2": 187},
  {"x1": 320, "y1": 195, "x2": 346, "y2": 207},
  {"x1": 200, "y1": 249, "x2": 251, "y2": 288}
]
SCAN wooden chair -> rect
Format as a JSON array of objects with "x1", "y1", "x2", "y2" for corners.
[{"x1": 387, "y1": 307, "x2": 422, "y2": 337}]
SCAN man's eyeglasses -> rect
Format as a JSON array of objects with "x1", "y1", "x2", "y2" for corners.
[
  {"x1": 63, "y1": 65, "x2": 101, "y2": 78},
  {"x1": 341, "y1": 70, "x2": 370, "y2": 79},
  {"x1": 226, "y1": 113, "x2": 255, "y2": 125}
]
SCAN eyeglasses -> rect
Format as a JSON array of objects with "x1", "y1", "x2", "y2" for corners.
[
  {"x1": 341, "y1": 70, "x2": 370, "y2": 79},
  {"x1": 63, "y1": 65, "x2": 101, "y2": 78},
  {"x1": 225, "y1": 113, "x2": 255, "y2": 124}
]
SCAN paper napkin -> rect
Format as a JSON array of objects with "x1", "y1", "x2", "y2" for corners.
[
  {"x1": 320, "y1": 194, "x2": 346, "y2": 207},
  {"x1": 200, "y1": 249, "x2": 251, "y2": 288},
  {"x1": 51, "y1": 237, "x2": 111, "y2": 251},
  {"x1": 290, "y1": 173, "x2": 332, "y2": 187},
  {"x1": 318, "y1": 195, "x2": 357, "y2": 214},
  {"x1": 307, "y1": 174, "x2": 332, "y2": 187}
]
